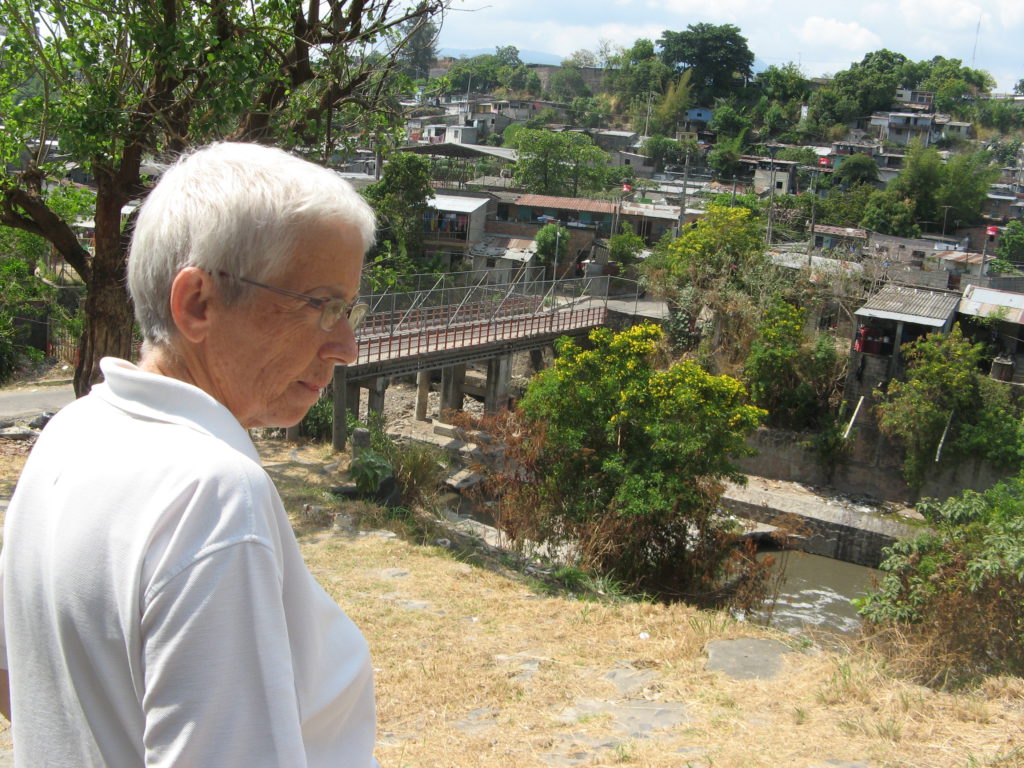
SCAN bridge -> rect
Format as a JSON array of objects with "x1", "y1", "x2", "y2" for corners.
[{"x1": 326, "y1": 269, "x2": 646, "y2": 449}]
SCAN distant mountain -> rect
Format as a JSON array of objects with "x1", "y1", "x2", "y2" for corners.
[{"x1": 438, "y1": 47, "x2": 563, "y2": 66}]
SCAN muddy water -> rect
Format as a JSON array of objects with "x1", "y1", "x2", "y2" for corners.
[{"x1": 758, "y1": 550, "x2": 879, "y2": 635}]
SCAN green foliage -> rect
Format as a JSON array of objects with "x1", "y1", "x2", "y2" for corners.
[
  {"x1": 546, "y1": 66, "x2": 590, "y2": 102},
  {"x1": 509, "y1": 323, "x2": 766, "y2": 597},
  {"x1": 350, "y1": 449, "x2": 395, "y2": 495},
  {"x1": 808, "y1": 49, "x2": 907, "y2": 129},
  {"x1": 364, "y1": 151, "x2": 434, "y2": 259},
  {"x1": 507, "y1": 128, "x2": 610, "y2": 197},
  {"x1": 833, "y1": 154, "x2": 880, "y2": 187},
  {"x1": 743, "y1": 298, "x2": 840, "y2": 429},
  {"x1": 299, "y1": 390, "x2": 334, "y2": 442},
  {"x1": 647, "y1": 72, "x2": 692, "y2": 137},
  {"x1": 887, "y1": 142, "x2": 997, "y2": 229},
  {"x1": 860, "y1": 190, "x2": 921, "y2": 238},
  {"x1": 608, "y1": 222, "x2": 646, "y2": 267},
  {"x1": 0, "y1": 255, "x2": 60, "y2": 383},
  {"x1": 603, "y1": 39, "x2": 672, "y2": 114},
  {"x1": 857, "y1": 477, "x2": 1024, "y2": 684},
  {"x1": 757, "y1": 63, "x2": 809, "y2": 103},
  {"x1": 996, "y1": 220, "x2": 1024, "y2": 266},
  {"x1": 707, "y1": 103, "x2": 749, "y2": 138},
  {"x1": 707, "y1": 133, "x2": 746, "y2": 180},
  {"x1": 874, "y1": 325, "x2": 1024, "y2": 489},
  {"x1": 534, "y1": 223, "x2": 569, "y2": 269},
  {"x1": 657, "y1": 23, "x2": 754, "y2": 102}
]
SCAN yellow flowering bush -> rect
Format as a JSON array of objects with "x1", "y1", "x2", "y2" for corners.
[{"x1": 513, "y1": 323, "x2": 767, "y2": 600}]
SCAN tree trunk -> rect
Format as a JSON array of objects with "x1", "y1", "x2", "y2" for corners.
[{"x1": 74, "y1": 176, "x2": 135, "y2": 396}]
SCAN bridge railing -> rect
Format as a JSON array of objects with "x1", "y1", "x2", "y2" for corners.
[
  {"x1": 357, "y1": 275, "x2": 609, "y2": 340},
  {"x1": 356, "y1": 304, "x2": 607, "y2": 364}
]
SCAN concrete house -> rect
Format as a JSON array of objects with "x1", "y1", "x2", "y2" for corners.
[{"x1": 422, "y1": 194, "x2": 490, "y2": 269}]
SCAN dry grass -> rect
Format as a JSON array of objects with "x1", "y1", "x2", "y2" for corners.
[{"x1": 2, "y1": 436, "x2": 1024, "y2": 767}]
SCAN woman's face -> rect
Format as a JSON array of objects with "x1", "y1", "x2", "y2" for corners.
[{"x1": 206, "y1": 218, "x2": 364, "y2": 428}]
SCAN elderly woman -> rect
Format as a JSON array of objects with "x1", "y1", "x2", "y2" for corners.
[{"x1": 0, "y1": 143, "x2": 378, "y2": 766}]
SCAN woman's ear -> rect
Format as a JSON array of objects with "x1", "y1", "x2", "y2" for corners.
[{"x1": 168, "y1": 267, "x2": 214, "y2": 344}]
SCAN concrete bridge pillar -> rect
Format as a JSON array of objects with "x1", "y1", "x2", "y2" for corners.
[
  {"x1": 440, "y1": 364, "x2": 466, "y2": 415},
  {"x1": 415, "y1": 370, "x2": 433, "y2": 421},
  {"x1": 484, "y1": 355, "x2": 512, "y2": 413},
  {"x1": 332, "y1": 366, "x2": 350, "y2": 451},
  {"x1": 530, "y1": 348, "x2": 546, "y2": 372},
  {"x1": 368, "y1": 376, "x2": 387, "y2": 416}
]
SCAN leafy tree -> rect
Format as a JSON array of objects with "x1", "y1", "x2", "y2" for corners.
[
  {"x1": 363, "y1": 152, "x2": 434, "y2": 261},
  {"x1": 707, "y1": 133, "x2": 745, "y2": 180},
  {"x1": 604, "y1": 38, "x2": 672, "y2": 113},
  {"x1": 648, "y1": 72, "x2": 693, "y2": 137},
  {"x1": 509, "y1": 323, "x2": 766, "y2": 597},
  {"x1": 563, "y1": 49, "x2": 598, "y2": 69},
  {"x1": 996, "y1": 220, "x2": 1024, "y2": 266},
  {"x1": 888, "y1": 141, "x2": 945, "y2": 224},
  {"x1": 570, "y1": 97, "x2": 611, "y2": 129},
  {"x1": 495, "y1": 45, "x2": 523, "y2": 69},
  {"x1": 0, "y1": 0, "x2": 447, "y2": 395},
  {"x1": 546, "y1": 66, "x2": 591, "y2": 102},
  {"x1": 534, "y1": 222, "x2": 569, "y2": 274},
  {"x1": 858, "y1": 476, "x2": 1024, "y2": 683},
  {"x1": 396, "y1": 18, "x2": 439, "y2": 80},
  {"x1": 817, "y1": 183, "x2": 877, "y2": 229},
  {"x1": 833, "y1": 154, "x2": 880, "y2": 187},
  {"x1": 507, "y1": 128, "x2": 609, "y2": 197},
  {"x1": 446, "y1": 54, "x2": 502, "y2": 93},
  {"x1": 913, "y1": 56, "x2": 994, "y2": 113},
  {"x1": 757, "y1": 63, "x2": 809, "y2": 103},
  {"x1": 860, "y1": 190, "x2": 921, "y2": 238},
  {"x1": 874, "y1": 325, "x2": 1024, "y2": 489},
  {"x1": 642, "y1": 135, "x2": 691, "y2": 172},
  {"x1": 808, "y1": 49, "x2": 907, "y2": 129},
  {"x1": 608, "y1": 222, "x2": 646, "y2": 267},
  {"x1": 708, "y1": 103, "x2": 749, "y2": 138},
  {"x1": 937, "y1": 151, "x2": 999, "y2": 227},
  {"x1": 744, "y1": 298, "x2": 841, "y2": 429},
  {"x1": 657, "y1": 23, "x2": 754, "y2": 102},
  {"x1": 642, "y1": 205, "x2": 776, "y2": 365}
]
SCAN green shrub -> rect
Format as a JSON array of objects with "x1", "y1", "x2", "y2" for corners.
[
  {"x1": 350, "y1": 449, "x2": 394, "y2": 495},
  {"x1": 857, "y1": 477, "x2": 1024, "y2": 685}
]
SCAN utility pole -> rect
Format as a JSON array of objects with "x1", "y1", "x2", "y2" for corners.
[
  {"x1": 808, "y1": 168, "x2": 819, "y2": 267},
  {"x1": 677, "y1": 149, "x2": 690, "y2": 235},
  {"x1": 940, "y1": 205, "x2": 952, "y2": 237},
  {"x1": 765, "y1": 149, "x2": 777, "y2": 245}
]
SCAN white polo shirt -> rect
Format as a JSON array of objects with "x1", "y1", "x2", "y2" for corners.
[{"x1": 0, "y1": 358, "x2": 377, "y2": 767}]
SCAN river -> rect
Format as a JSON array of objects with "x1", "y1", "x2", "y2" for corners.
[{"x1": 757, "y1": 549, "x2": 879, "y2": 635}]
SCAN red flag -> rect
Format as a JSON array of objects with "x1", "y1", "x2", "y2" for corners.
[
  {"x1": 818, "y1": 156, "x2": 830, "y2": 166},
  {"x1": 622, "y1": 184, "x2": 632, "y2": 192},
  {"x1": 987, "y1": 225, "x2": 999, "y2": 236}
]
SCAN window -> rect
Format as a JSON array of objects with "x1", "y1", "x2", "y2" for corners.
[{"x1": 486, "y1": 258, "x2": 496, "y2": 268}]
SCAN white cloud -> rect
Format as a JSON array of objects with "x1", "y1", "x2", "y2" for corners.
[{"x1": 794, "y1": 16, "x2": 881, "y2": 51}]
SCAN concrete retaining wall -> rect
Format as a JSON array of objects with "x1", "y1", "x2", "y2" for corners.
[
  {"x1": 738, "y1": 420, "x2": 1013, "y2": 505},
  {"x1": 721, "y1": 479, "x2": 921, "y2": 568}
]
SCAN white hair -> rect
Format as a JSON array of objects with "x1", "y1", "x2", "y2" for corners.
[{"x1": 128, "y1": 142, "x2": 376, "y2": 347}]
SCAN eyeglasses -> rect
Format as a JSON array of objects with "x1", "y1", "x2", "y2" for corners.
[{"x1": 216, "y1": 271, "x2": 370, "y2": 332}]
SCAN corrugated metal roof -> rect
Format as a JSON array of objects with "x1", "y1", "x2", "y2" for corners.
[
  {"x1": 468, "y1": 235, "x2": 537, "y2": 263},
  {"x1": 429, "y1": 195, "x2": 489, "y2": 214},
  {"x1": 855, "y1": 284, "x2": 959, "y2": 327},
  {"x1": 959, "y1": 284, "x2": 1024, "y2": 324},
  {"x1": 812, "y1": 224, "x2": 868, "y2": 239},
  {"x1": 515, "y1": 194, "x2": 617, "y2": 215}
]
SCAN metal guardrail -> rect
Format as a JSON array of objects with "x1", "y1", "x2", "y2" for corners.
[{"x1": 352, "y1": 270, "x2": 644, "y2": 366}]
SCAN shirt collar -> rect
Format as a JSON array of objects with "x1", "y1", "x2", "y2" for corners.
[{"x1": 90, "y1": 357, "x2": 261, "y2": 463}]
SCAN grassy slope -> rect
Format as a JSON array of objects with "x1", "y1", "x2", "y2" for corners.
[{"x1": 1, "y1": 438, "x2": 1022, "y2": 767}]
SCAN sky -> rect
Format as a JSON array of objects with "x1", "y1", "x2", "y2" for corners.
[{"x1": 436, "y1": 0, "x2": 1024, "y2": 94}]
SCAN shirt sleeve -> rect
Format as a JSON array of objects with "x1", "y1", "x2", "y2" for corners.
[{"x1": 139, "y1": 540, "x2": 307, "y2": 768}]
